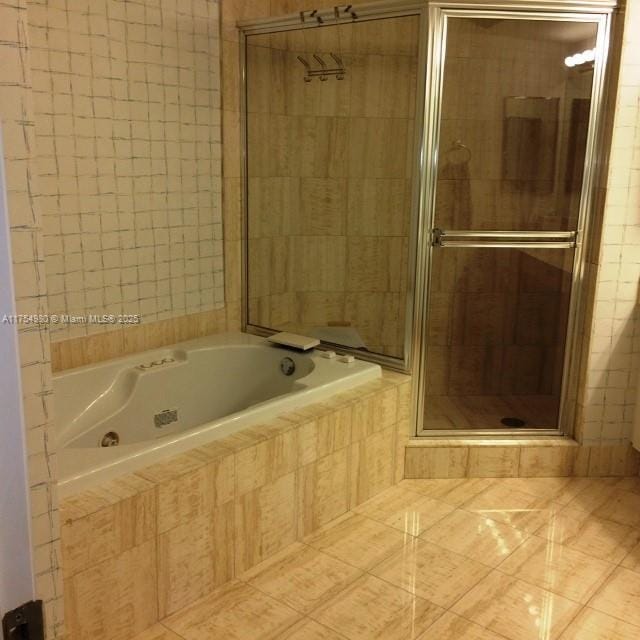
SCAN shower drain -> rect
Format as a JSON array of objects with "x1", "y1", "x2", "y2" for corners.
[{"x1": 501, "y1": 417, "x2": 527, "y2": 428}]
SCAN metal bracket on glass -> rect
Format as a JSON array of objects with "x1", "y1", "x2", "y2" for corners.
[{"x1": 432, "y1": 228, "x2": 577, "y2": 249}]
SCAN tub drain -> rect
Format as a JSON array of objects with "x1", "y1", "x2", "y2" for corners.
[
  {"x1": 101, "y1": 431, "x2": 120, "y2": 447},
  {"x1": 501, "y1": 417, "x2": 526, "y2": 428}
]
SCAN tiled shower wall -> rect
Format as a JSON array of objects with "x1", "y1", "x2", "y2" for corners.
[
  {"x1": 577, "y1": 0, "x2": 640, "y2": 446},
  {"x1": 427, "y1": 21, "x2": 590, "y2": 403},
  {"x1": 0, "y1": 1, "x2": 64, "y2": 637},
  {"x1": 27, "y1": 0, "x2": 225, "y2": 345},
  {"x1": 245, "y1": 19, "x2": 417, "y2": 358}
]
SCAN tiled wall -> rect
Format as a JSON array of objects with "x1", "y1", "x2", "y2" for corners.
[
  {"x1": 576, "y1": 0, "x2": 640, "y2": 446},
  {"x1": 28, "y1": 0, "x2": 225, "y2": 344},
  {"x1": 60, "y1": 373, "x2": 411, "y2": 640},
  {"x1": 404, "y1": 439, "x2": 640, "y2": 479},
  {"x1": 245, "y1": 18, "x2": 418, "y2": 358},
  {"x1": 0, "y1": 1, "x2": 63, "y2": 637}
]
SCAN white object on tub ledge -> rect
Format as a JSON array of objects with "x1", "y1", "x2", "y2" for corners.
[
  {"x1": 267, "y1": 331, "x2": 320, "y2": 351},
  {"x1": 55, "y1": 332, "x2": 380, "y2": 496}
]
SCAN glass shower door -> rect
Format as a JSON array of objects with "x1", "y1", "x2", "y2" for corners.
[{"x1": 420, "y1": 13, "x2": 604, "y2": 434}]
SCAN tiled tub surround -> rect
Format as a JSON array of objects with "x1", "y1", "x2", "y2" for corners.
[
  {"x1": 55, "y1": 332, "x2": 380, "y2": 494},
  {"x1": 119, "y1": 476, "x2": 640, "y2": 640},
  {"x1": 61, "y1": 370, "x2": 411, "y2": 640}
]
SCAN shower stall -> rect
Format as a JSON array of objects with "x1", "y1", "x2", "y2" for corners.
[{"x1": 239, "y1": 0, "x2": 615, "y2": 438}]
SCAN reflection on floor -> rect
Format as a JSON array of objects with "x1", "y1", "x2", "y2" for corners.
[
  {"x1": 424, "y1": 394, "x2": 559, "y2": 430},
  {"x1": 131, "y1": 476, "x2": 640, "y2": 640}
]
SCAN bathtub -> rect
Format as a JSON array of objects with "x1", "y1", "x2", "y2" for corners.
[{"x1": 56, "y1": 332, "x2": 380, "y2": 496}]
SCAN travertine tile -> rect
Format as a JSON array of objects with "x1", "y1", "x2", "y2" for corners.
[
  {"x1": 156, "y1": 454, "x2": 234, "y2": 533},
  {"x1": 235, "y1": 472, "x2": 297, "y2": 573},
  {"x1": 399, "y1": 478, "x2": 495, "y2": 506},
  {"x1": 421, "y1": 508, "x2": 528, "y2": 567},
  {"x1": 297, "y1": 448, "x2": 350, "y2": 537},
  {"x1": 241, "y1": 542, "x2": 362, "y2": 615},
  {"x1": 163, "y1": 580, "x2": 301, "y2": 640},
  {"x1": 370, "y1": 537, "x2": 490, "y2": 608},
  {"x1": 236, "y1": 428, "x2": 298, "y2": 496},
  {"x1": 129, "y1": 624, "x2": 183, "y2": 640},
  {"x1": 296, "y1": 407, "x2": 351, "y2": 466},
  {"x1": 467, "y1": 446, "x2": 520, "y2": 478},
  {"x1": 404, "y1": 447, "x2": 469, "y2": 479},
  {"x1": 498, "y1": 477, "x2": 592, "y2": 505},
  {"x1": 592, "y1": 489, "x2": 640, "y2": 527},
  {"x1": 498, "y1": 536, "x2": 615, "y2": 604},
  {"x1": 536, "y1": 506, "x2": 640, "y2": 563},
  {"x1": 64, "y1": 540, "x2": 158, "y2": 640},
  {"x1": 61, "y1": 473, "x2": 156, "y2": 520},
  {"x1": 621, "y1": 540, "x2": 640, "y2": 573},
  {"x1": 589, "y1": 567, "x2": 640, "y2": 628},
  {"x1": 462, "y1": 483, "x2": 563, "y2": 533},
  {"x1": 311, "y1": 574, "x2": 443, "y2": 640},
  {"x1": 614, "y1": 477, "x2": 640, "y2": 494},
  {"x1": 158, "y1": 502, "x2": 235, "y2": 617},
  {"x1": 277, "y1": 618, "x2": 347, "y2": 640},
  {"x1": 304, "y1": 513, "x2": 408, "y2": 570},
  {"x1": 349, "y1": 426, "x2": 395, "y2": 508},
  {"x1": 416, "y1": 611, "x2": 507, "y2": 640},
  {"x1": 566, "y1": 478, "x2": 620, "y2": 513},
  {"x1": 354, "y1": 485, "x2": 454, "y2": 536},
  {"x1": 518, "y1": 447, "x2": 576, "y2": 477},
  {"x1": 61, "y1": 486, "x2": 156, "y2": 576},
  {"x1": 559, "y1": 608, "x2": 640, "y2": 640},
  {"x1": 135, "y1": 451, "x2": 211, "y2": 485},
  {"x1": 452, "y1": 571, "x2": 581, "y2": 640}
]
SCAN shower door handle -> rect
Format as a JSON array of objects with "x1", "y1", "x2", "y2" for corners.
[{"x1": 432, "y1": 228, "x2": 577, "y2": 249}]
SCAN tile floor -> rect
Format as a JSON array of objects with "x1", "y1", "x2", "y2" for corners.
[
  {"x1": 424, "y1": 395, "x2": 558, "y2": 430},
  {"x1": 130, "y1": 476, "x2": 640, "y2": 640}
]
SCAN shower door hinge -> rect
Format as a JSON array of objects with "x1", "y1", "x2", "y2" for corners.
[{"x1": 2, "y1": 600, "x2": 44, "y2": 640}]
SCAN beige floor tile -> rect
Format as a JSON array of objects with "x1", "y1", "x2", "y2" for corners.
[
  {"x1": 565, "y1": 479, "x2": 622, "y2": 514},
  {"x1": 162, "y1": 580, "x2": 301, "y2": 640},
  {"x1": 614, "y1": 477, "x2": 640, "y2": 494},
  {"x1": 276, "y1": 618, "x2": 348, "y2": 639},
  {"x1": 304, "y1": 513, "x2": 408, "y2": 570},
  {"x1": 311, "y1": 574, "x2": 444, "y2": 640},
  {"x1": 589, "y1": 567, "x2": 640, "y2": 628},
  {"x1": 536, "y1": 506, "x2": 640, "y2": 563},
  {"x1": 398, "y1": 478, "x2": 495, "y2": 506},
  {"x1": 462, "y1": 483, "x2": 563, "y2": 534},
  {"x1": 369, "y1": 537, "x2": 490, "y2": 608},
  {"x1": 621, "y1": 540, "x2": 640, "y2": 573},
  {"x1": 559, "y1": 607, "x2": 640, "y2": 640},
  {"x1": 451, "y1": 571, "x2": 581, "y2": 640},
  {"x1": 420, "y1": 508, "x2": 528, "y2": 567},
  {"x1": 498, "y1": 477, "x2": 593, "y2": 505},
  {"x1": 592, "y1": 490, "x2": 640, "y2": 528},
  {"x1": 128, "y1": 624, "x2": 183, "y2": 640},
  {"x1": 241, "y1": 542, "x2": 362, "y2": 615},
  {"x1": 498, "y1": 536, "x2": 615, "y2": 604},
  {"x1": 416, "y1": 611, "x2": 507, "y2": 640},
  {"x1": 353, "y1": 485, "x2": 454, "y2": 536}
]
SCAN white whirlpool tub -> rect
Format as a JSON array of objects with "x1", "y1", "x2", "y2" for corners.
[{"x1": 56, "y1": 332, "x2": 380, "y2": 496}]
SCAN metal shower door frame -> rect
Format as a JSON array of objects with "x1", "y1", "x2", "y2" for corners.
[
  {"x1": 413, "y1": 2, "x2": 615, "y2": 438},
  {"x1": 239, "y1": 1, "x2": 431, "y2": 374}
]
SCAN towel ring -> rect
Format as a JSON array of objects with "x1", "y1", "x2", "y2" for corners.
[{"x1": 446, "y1": 139, "x2": 471, "y2": 163}]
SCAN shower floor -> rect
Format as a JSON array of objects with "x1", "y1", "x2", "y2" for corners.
[
  {"x1": 423, "y1": 394, "x2": 559, "y2": 430},
  {"x1": 129, "y1": 476, "x2": 640, "y2": 640}
]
